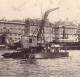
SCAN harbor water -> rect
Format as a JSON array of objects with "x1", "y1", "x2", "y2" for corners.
[{"x1": 0, "y1": 50, "x2": 80, "y2": 77}]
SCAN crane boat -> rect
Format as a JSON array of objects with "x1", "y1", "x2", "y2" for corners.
[{"x1": 2, "y1": 7, "x2": 69, "y2": 59}]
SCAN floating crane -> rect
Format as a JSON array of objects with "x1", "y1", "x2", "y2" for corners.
[
  {"x1": 2, "y1": 7, "x2": 69, "y2": 59},
  {"x1": 37, "y1": 7, "x2": 59, "y2": 44}
]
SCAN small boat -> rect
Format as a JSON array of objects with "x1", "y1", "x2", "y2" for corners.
[
  {"x1": 34, "y1": 51, "x2": 68, "y2": 59},
  {"x1": 2, "y1": 44, "x2": 69, "y2": 59},
  {"x1": 33, "y1": 44, "x2": 69, "y2": 59}
]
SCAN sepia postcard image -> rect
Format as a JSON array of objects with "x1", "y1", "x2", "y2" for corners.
[{"x1": 0, "y1": 0, "x2": 80, "y2": 77}]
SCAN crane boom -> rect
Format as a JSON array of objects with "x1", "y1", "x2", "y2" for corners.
[
  {"x1": 43, "y1": 7, "x2": 59, "y2": 20},
  {"x1": 37, "y1": 7, "x2": 59, "y2": 42}
]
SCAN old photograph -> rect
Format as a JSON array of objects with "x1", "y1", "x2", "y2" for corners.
[{"x1": 0, "y1": 0, "x2": 79, "y2": 77}]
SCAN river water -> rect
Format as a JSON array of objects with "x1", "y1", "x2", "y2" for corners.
[{"x1": 0, "y1": 50, "x2": 80, "y2": 77}]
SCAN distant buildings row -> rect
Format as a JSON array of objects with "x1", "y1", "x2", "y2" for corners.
[{"x1": 0, "y1": 19, "x2": 78, "y2": 43}]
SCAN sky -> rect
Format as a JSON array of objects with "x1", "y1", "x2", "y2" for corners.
[{"x1": 0, "y1": 0, "x2": 80, "y2": 23}]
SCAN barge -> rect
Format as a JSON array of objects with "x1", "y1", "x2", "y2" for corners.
[{"x1": 2, "y1": 44, "x2": 69, "y2": 59}]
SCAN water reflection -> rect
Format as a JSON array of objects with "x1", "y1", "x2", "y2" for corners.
[
  {"x1": 19, "y1": 58, "x2": 37, "y2": 64},
  {"x1": 0, "y1": 50, "x2": 80, "y2": 77}
]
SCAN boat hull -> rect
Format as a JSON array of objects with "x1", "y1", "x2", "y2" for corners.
[
  {"x1": 2, "y1": 51, "x2": 69, "y2": 59},
  {"x1": 34, "y1": 52, "x2": 69, "y2": 59}
]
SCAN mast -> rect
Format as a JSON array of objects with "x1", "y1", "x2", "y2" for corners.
[
  {"x1": 62, "y1": 26, "x2": 66, "y2": 39},
  {"x1": 37, "y1": 7, "x2": 59, "y2": 43}
]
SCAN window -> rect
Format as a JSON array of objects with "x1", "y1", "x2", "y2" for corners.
[
  {"x1": 29, "y1": 39, "x2": 32, "y2": 43},
  {"x1": 3, "y1": 27, "x2": 6, "y2": 29}
]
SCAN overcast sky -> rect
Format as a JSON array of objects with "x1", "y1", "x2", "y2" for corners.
[{"x1": 0, "y1": 0, "x2": 80, "y2": 22}]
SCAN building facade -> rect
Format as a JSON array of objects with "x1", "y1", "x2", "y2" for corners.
[
  {"x1": 0, "y1": 19, "x2": 78, "y2": 44},
  {"x1": 25, "y1": 19, "x2": 78, "y2": 42},
  {"x1": 0, "y1": 20, "x2": 25, "y2": 43}
]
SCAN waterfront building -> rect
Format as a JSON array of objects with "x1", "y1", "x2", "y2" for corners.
[
  {"x1": 58, "y1": 21, "x2": 78, "y2": 42},
  {"x1": 0, "y1": 19, "x2": 78, "y2": 44},
  {"x1": 25, "y1": 19, "x2": 78, "y2": 43},
  {"x1": 0, "y1": 20, "x2": 25, "y2": 43}
]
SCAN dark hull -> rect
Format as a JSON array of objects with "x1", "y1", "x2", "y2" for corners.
[
  {"x1": 34, "y1": 52, "x2": 69, "y2": 59},
  {"x1": 2, "y1": 49, "x2": 69, "y2": 59}
]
